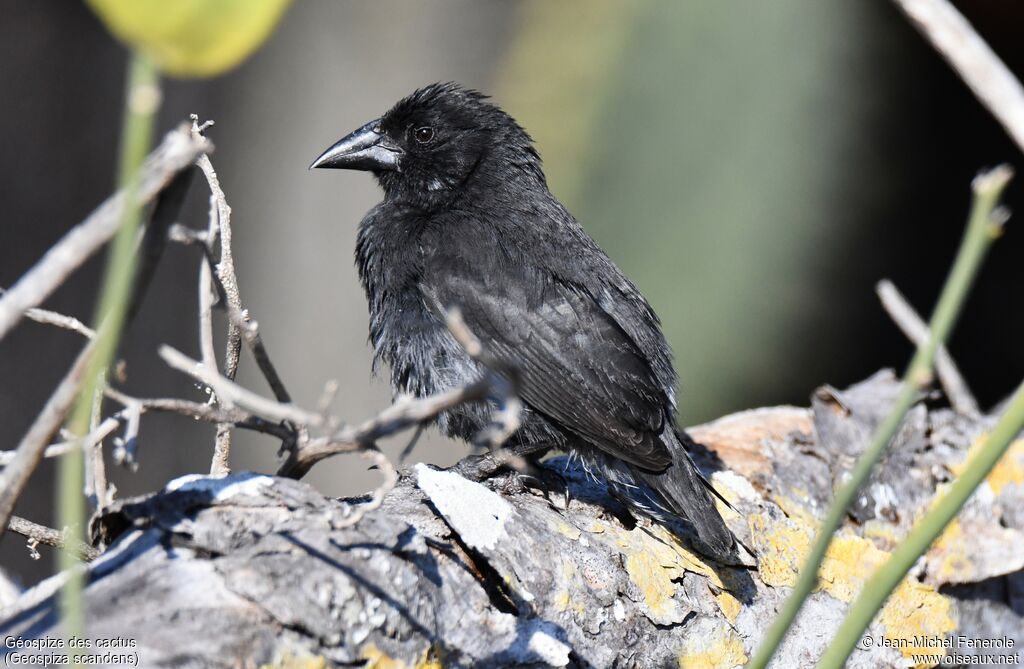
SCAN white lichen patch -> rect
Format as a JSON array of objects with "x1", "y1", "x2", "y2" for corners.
[
  {"x1": 414, "y1": 464, "x2": 515, "y2": 551},
  {"x1": 165, "y1": 472, "x2": 274, "y2": 500}
]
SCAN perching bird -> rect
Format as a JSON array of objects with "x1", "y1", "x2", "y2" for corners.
[{"x1": 311, "y1": 83, "x2": 739, "y2": 563}]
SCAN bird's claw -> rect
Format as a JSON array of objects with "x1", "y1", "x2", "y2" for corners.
[
  {"x1": 514, "y1": 464, "x2": 570, "y2": 509},
  {"x1": 449, "y1": 453, "x2": 570, "y2": 508}
]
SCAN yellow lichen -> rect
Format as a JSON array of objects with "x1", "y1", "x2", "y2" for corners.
[
  {"x1": 415, "y1": 647, "x2": 444, "y2": 669},
  {"x1": 750, "y1": 506, "x2": 958, "y2": 665},
  {"x1": 677, "y1": 625, "x2": 747, "y2": 669},
  {"x1": 818, "y1": 534, "x2": 888, "y2": 602},
  {"x1": 879, "y1": 580, "x2": 956, "y2": 665},
  {"x1": 950, "y1": 436, "x2": 1024, "y2": 495},
  {"x1": 747, "y1": 512, "x2": 811, "y2": 588},
  {"x1": 552, "y1": 589, "x2": 572, "y2": 612},
  {"x1": 359, "y1": 645, "x2": 443, "y2": 669},
  {"x1": 581, "y1": 519, "x2": 736, "y2": 624},
  {"x1": 715, "y1": 591, "x2": 742, "y2": 625},
  {"x1": 360, "y1": 644, "x2": 409, "y2": 669},
  {"x1": 624, "y1": 551, "x2": 683, "y2": 622},
  {"x1": 553, "y1": 520, "x2": 582, "y2": 540},
  {"x1": 596, "y1": 519, "x2": 730, "y2": 622},
  {"x1": 260, "y1": 651, "x2": 328, "y2": 669},
  {"x1": 929, "y1": 519, "x2": 972, "y2": 583},
  {"x1": 770, "y1": 491, "x2": 819, "y2": 526},
  {"x1": 862, "y1": 519, "x2": 901, "y2": 550},
  {"x1": 649, "y1": 523, "x2": 724, "y2": 586}
]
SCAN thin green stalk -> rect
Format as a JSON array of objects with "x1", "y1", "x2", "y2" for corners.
[
  {"x1": 747, "y1": 165, "x2": 1012, "y2": 669},
  {"x1": 56, "y1": 50, "x2": 159, "y2": 660},
  {"x1": 817, "y1": 377, "x2": 1024, "y2": 668}
]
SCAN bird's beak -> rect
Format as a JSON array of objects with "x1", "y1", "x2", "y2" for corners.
[{"x1": 309, "y1": 119, "x2": 403, "y2": 171}]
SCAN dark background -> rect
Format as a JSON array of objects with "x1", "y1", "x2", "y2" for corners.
[{"x1": 1, "y1": 1, "x2": 1022, "y2": 587}]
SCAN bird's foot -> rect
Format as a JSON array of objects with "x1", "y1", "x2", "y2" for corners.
[
  {"x1": 514, "y1": 462, "x2": 570, "y2": 509},
  {"x1": 449, "y1": 451, "x2": 505, "y2": 482},
  {"x1": 449, "y1": 452, "x2": 570, "y2": 508}
]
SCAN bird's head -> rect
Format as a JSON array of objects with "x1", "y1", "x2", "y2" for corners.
[{"x1": 310, "y1": 82, "x2": 544, "y2": 206}]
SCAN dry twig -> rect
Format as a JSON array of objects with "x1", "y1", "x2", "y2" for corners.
[
  {"x1": 152, "y1": 303, "x2": 521, "y2": 517},
  {"x1": 187, "y1": 116, "x2": 293, "y2": 474},
  {"x1": 2, "y1": 294, "x2": 96, "y2": 340},
  {"x1": 893, "y1": 0, "x2": 1024, "y2": 154},
  {"x1": 0, "y1": 340, "x2": 97, "y2": 533},
  {"x1": 84, "y1": 376, "x2": 111, "y2": 510},
  {"x1": 191, "y1": 116, "x2": 238, "y2": 474},
  {"x1": 0, "y1": 443, "x2": 75, "y2": 466},
  {"x1": 160, "y1": 345, "x2": 321, "y2": 427},
  {"x1": 877, "y1": 279, "x2": 980, "y2": 415},
  {"x1": 0, "y1": 125, "x2": 211, "y2": 342},
  {"x1": 0, "y1": 126, "x2": 209, "y2": 536},
  {"x1": 334, "y1": 448, "x2": 398, "y2": 529},
  {"x1": 7, "y1": 516, "x2": 99, "y2": 562},
  {"x1": 156, "y1": 337, "x2": 515, "y2": 481},
  {"x1": 103, "y1": 387, "x2": 293, "y2": 441}
]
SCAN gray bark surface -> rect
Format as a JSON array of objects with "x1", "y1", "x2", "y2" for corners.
[{"x1": 1, "y1": 372, "x2": 1022, "y2": 668}]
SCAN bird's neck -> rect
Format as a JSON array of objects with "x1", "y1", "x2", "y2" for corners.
[{"x1": 379, "y1": 152, "x2": 548, "y2": 214}]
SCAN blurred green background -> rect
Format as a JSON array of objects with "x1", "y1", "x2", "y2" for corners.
[{"x1": 1, "y1": 0, "x2": 1022, "y2": 586}]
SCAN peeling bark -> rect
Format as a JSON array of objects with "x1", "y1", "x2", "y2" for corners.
[{"x1": 1, "y1": 372, "x2": 1022, "y2": 668}]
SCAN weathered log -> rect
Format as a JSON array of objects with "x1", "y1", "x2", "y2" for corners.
[{"x1": 1, "y1": 372, "x2": 1022, "y2": 668}]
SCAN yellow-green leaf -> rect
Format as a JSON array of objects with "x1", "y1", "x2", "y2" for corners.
[{"x1": 87, "y1": 0, "x2": 292, "y2": 78}]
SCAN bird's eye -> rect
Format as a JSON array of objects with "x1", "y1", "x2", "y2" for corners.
[{"x1": 414, "y1": 126, "x2": 435, "y2": 144}]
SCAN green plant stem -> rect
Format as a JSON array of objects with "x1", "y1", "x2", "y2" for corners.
[
  {"x1": 747, "y1": 165, "x2": 1012, "y2": 669},
  {"x1": 816, "y1": 377, "x2": 1024, "y2": 668},
  {"x1": 56, "y1": 50, "x2": 158, "y2": 660}
]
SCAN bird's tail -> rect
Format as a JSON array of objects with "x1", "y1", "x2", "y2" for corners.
[{"x1": 590, "y1": 429, "x2": 740, "y2": 565}]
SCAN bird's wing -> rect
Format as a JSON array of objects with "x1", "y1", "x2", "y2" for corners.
[{"x1": 422, "y1": 269, "x2": 673, "y2": 470}]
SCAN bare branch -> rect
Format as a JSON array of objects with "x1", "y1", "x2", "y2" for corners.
[
  {"x1": 446, "y1": 307, "x2": 522, "y2": 450},
  {"x1": 893, "y1": 0, "x2": 1024, "y2": 154},
  {"x1": 198, "y1": 218, "x2": 222, "y2": 391},
  {"x1": 0, "y1": 340, "x2": 96, "y2": 533},
  {"x1": 104, "y1": 388, "x2": 294, "y2": 442},
  {"x1": 167, "y1": 223, "x2": 209, "y2": 246},
  {"x1": 174, "y1": 227, "x2": 293, "y2": 408},
  {"x1": 229, "y1": 309, "x2": 293, "y2": 405},
  {"x1": 159, "y1": 345, "x2": 321, "y2": 427},
  {"x1": 84, "y1": 375, "x2": 111, "y2": 510},
  {"x1": 188, "y1": 117, "x2": 293, "y2": 472},
  {"x1": 277, "y1": 311, "x2": 521, "y2": 479},
  {"x1": 877, "y1": 280, "x2": 980, "y2": 415},
  {"x1": 112, "y1": 401, "x2": 141, "y2": 470},
  {"x1": 334, "y1": 448, "x2": 399, "y2": 529},
  {"x1": 191, "y1": 119, "x2": 243, "y2": 389},
  {"x1": 196, "y1": 193, "x2": 234, "y2": 475},
  {"x1": 315, "y1": 380, "x2": 340, "y2": 426},
  {"x1": 398, "y1": 424, "x2": 425, "y2": 464},
  {"x1": 0, "y1": 443, "x2": 74, "y2": 466},
  {"x1": 6, "y1": 516, "x2": 99, "y2": 562},
  {"x1": 0, "y1": 289, "x2": 96, "y2": 339},
  {"x1": 344, "y1": 383, "x2": 491, "y2": 445},
  {"x1": 191, "y1": 117, "x2": 239, "y2": 473},
  {"x1": 0, "y1": 125, "x2": 211, "y2": 342},
  {"x1": 25, "y1": 308, "x2": 96, "y2": 339},
  {"x1": 277, "y1": 381, "x2": 492, "y2": 480},
  {"x1": 475, "y1": 396, "x2": 523, "y2": 451},
  {"x1": 0, "y1": 417, "x2": 122, "y2": 469}
]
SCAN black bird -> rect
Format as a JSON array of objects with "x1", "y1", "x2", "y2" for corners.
[{"x1": 311, "y1": 83, "x2": 739, "y2": 563}]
